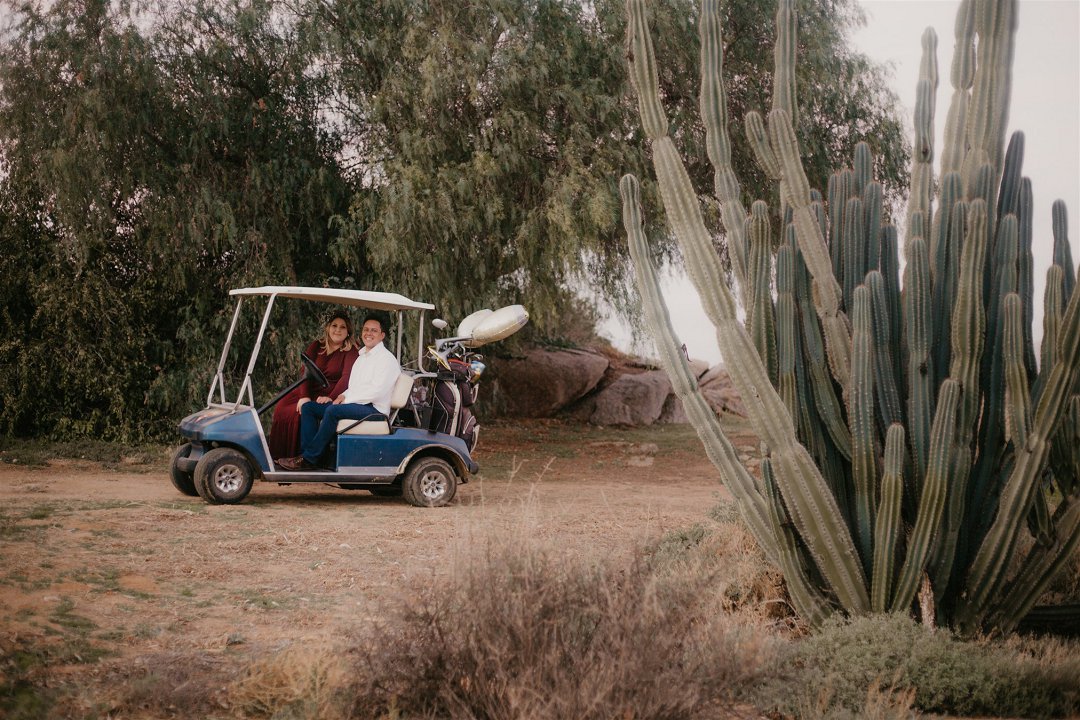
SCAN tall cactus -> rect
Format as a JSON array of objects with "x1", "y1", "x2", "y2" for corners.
[{"x1": 622, "y1": 0, "x2": 1079, "y2": 635}]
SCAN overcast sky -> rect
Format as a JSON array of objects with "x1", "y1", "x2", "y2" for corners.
[{"x1": 604, "y1": 0, "x2": 1080, "y2": 366}]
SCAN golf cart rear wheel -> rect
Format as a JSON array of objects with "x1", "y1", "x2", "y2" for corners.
[
  {"x1": 194, "y1": 448, "x2": 254, "y2": 505},
  {"x1": 402, "y1": 457, "x2": 457, "y2": 507},
  {"x1": 169, "y1": 443, "x2": 198, "y2": 496}
]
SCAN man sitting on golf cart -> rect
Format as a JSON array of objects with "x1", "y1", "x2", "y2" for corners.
[{"x1": 278, "y1": 314, "x2": 400, "y2": 471}]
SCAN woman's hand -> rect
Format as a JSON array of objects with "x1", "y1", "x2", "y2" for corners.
[
  {"x1": 316, "y1": 396, "x2": 332, "y2": 404},
  {"x1": 296, "y1": 398, "x2": 310, "y2": 414}
]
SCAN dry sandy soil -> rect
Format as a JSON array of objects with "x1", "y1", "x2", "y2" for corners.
[{"x1": 0, "y1": 419, "x2": 754, "y2": 716}]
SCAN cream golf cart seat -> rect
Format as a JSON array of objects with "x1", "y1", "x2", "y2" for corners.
[{"x1": 336, "y1": 373, "x2": 415, "y2": 436}]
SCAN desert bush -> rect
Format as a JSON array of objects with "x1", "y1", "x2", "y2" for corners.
[
  {"x1": 345, "y1": 534, "x2": 776, "y2": 720},
  {"x1": 113, "y1": 651, "x2": 237, "y2": 718},
  {"x1": 229, "y1": 645, "x2": 347, "y2": 720},
  {"x1": 763, "y1": 613, "x2": 1080, "y2": 718}
]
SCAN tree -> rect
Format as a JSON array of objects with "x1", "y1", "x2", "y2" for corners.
[
  {"x1": 0, "y1": 0, "x2": 908, "y2": 440},
  {"x1": 319, "y1": 0, "x2": 908, "y2": 329},
  {"x1": 0, "y1": 0, "x2": 351, "y2": 439}
]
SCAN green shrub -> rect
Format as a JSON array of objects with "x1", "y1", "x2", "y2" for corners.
[{"x1": 768, "y1": 614, "x2": 1080, "y2": 718}]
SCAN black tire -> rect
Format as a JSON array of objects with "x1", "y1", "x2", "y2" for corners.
[
  {"x1": 194, "y1": 448, "x2": 254, "y2": 505},
  {"x1": 369, "y1": 486, "x2": 403, "y2": 497},
  {"x1": 402, "y1": 457, "x2": 457, "y2": 507},
  {"x1": 169, "y1": 443, "x2": 198, "y2": 496}
]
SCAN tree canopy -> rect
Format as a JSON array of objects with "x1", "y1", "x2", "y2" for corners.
[{"x1": 0, "y1": 0, "x2": 908, "y2": 439}]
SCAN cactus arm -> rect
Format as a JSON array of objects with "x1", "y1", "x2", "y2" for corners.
[
  {"x1": 872, "y1": 424, "x2": 906, "y2": 612},
  {"x1": 850, "y1": 285, "x2": 878, "y2": 575},
  {"x1": 748, "y1": 201, "x2": 778, "y2": 385},
  {"x1": 1052, "y1": 200, "x2": 1075, "y2": 298},
  {"x1": 905, "y1": 237, "x2": 934, "y2": 495},
  {"x1": 959, "y1": 274, "x2": 1080, "y2": 633},
  {"x1": 793, "y1": 237, "x2": 853, "y2": 460},
  {"x1": 828, "y1": 171, "x2": 850, "y2": 281},
  {"x1": 940, "y1": 0, "x2": 975, "y2": 176},
  {"x1": 962, "y1": 0, "x2": 1017, "y2": 183},
  {"x1": 891, "y1": 379, "x2": 961, "y2": 612},
  {"x1": 762, "y1": 458, "x2": 834, "y2": 627},
  {"x1": 776, "y1": 244, "x2": 798, "y2": 419},
  {"x1": 966, "y1": 214, "x2": 1019, "y2": 540},
  {"x1": 930, "y1": 174, "x2": 963, "y2": 382},
  {"x1": 699, "y1": 0, "x2": 750, "y2": 304},
  {"x1": 907, "y1": 29, "x2": 938, "y2": 237},
  {"x1": 768, "y1": 108, "x2": 852, "y2": 394},
  {"x1": 621, "y1": 173, "x2": 774, "y2": 552},
  {"x1": 771, "y1": 0, "x2": 796, "y2": 125},
  {"x1": 928, "y1": 199, "x2": 989, "y2": 596},
  {"x1": 868, "y1": 270, "x2": 904, "y2": 430},
  {"x1": 1002, "y1": 293, "x2": 1032, "y2": 450},
  {"x1": 842, "y1": 197, "x2": 864, "y2": 313},
  {"x1": 879, "y1": 226, "x2": 904, "y2": 385},
  {"x1": 625, "y1": 1, "x2": 869, "y2": 613},
  {"x1": 1017, "y1": 178, "x2": 1037, "y2": 384},
  {"x1": 746, "y1": 111, "x2": 781, "y2": 182},
  {"x1": 994, "y1": 493, "x2": 1080, "y2": 635},
  {"x1": 863, "y1": 182, "x2": 883, "y2": 274},
  {"x1": 626, "y1": 0, "x2": 668, "y2": 139},
  {"x1": 1032, "y1": 266, "x2": 1064, "y2": 406}
]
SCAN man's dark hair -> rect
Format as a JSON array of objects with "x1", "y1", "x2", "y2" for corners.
[{"x1": 362, "y1": 312, "x2": 390, "y2": 334}]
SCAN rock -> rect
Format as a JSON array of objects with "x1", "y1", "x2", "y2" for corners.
[
  {"x1": 589, "y1": 370, "x2": 672, "y2": 426},
  {"x1": 491, "y1": 348, "x2": 610, "y2": 417},
  {"x1": 657, "y1": 393, "x2": 688, "y2": 424},
  {"x1": 699, "y1": 367, "x2": 747, "y2": 417},
  {"x1": 689, "y1": 358, "x2": 710, "y2": 379}
]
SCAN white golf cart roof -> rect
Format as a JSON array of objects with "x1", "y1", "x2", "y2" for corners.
[{"x1": 231, "y1": 286, "x2": 435, "y2": 312}]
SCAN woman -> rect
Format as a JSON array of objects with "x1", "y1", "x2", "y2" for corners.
[{"x1": 268, "y1": 311, "x2": 359, "y2": 460}]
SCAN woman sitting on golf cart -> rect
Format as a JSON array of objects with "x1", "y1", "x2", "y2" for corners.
[{"x1": 267, "y1": 311, "x2": 359, "y2": 460}]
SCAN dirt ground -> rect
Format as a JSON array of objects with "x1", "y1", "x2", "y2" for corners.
[{"x1": 0, "y1": 419, "x2": 753, "y2": 716}]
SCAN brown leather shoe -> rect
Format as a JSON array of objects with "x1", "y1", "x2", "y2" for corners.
[{"x1": 278, "y1": 456, "x2": 318, "y2": 471}]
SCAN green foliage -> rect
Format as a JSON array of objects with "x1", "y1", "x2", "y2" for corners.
[
  {"x1": 0, "y1": 0, "x2": 351, "y2": 440},
  {"x1": 773, "y1": 614, "x2": 1080, "y2": 718},
  {"x1": 622, "y1": 0, "x2": 1080, "y2": 637},
  {"x1": 0, "y1": 0, "x2": 906, "y2": 440}
]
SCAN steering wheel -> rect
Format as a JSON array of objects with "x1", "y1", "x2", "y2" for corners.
[{"x1": 300, "y1": 352, "x2": 329, "y2": 389}]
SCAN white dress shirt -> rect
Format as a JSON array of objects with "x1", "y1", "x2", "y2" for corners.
[{"x1": 341, "y1": 342, "x2": 400, "y2": 414}]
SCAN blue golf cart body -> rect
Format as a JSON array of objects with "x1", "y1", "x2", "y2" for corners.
[{"x1": 170, "y1": 286, "x2": 504, "y2": 507}]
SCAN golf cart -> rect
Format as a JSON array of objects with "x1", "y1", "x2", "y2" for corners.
[{"x1": 170, "y1": 286, "x2": 528, "y2": 507}]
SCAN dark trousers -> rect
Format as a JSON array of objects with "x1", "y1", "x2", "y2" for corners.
[{"x1": 299, "y1": 401, "x2": 380, "y2": 464}]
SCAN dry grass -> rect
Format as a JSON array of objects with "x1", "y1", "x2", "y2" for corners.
[
  {"x1": 341, "y1": 514, "x2": 780, "y2": 720},
  {"x1": 229, "y1": 645, "x2": 348, "y2": 720}
]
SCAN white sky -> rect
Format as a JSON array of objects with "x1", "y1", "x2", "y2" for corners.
[{"x1": 603, "y1": 0, "x2": 1080, "y2": 367}]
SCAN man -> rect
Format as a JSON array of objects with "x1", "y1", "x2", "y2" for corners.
[{"x1": 278, "y1": 314, "x2": 401, "y2": 471}]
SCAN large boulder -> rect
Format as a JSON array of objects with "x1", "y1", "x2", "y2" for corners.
[
  {"x1": 589, "y1": 370, "x2": 672, "y2": 426},
  {"x1": 698, "y1": 367, "x2": 746, "y2": 417},
  {"x1": 490, "y1": 348, "x2": 610, "y2": 417}
]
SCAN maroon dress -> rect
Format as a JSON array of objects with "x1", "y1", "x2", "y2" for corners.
[{"x1": 268, "y1": 341, "x2": 359, "y2": 459}]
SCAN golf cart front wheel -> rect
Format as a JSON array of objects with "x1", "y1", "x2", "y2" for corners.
[
  {"x1": 169, "y1": 443, "x2": 198, "y2": 497},
  {"x1": 194, "y1": 448, "x2": 254, "y2": 504},
  {"x1": 402, "y1": 457, "x2": 457, "y2": 507}
]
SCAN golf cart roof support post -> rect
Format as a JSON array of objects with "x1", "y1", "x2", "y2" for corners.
[
  {"x1": 417, "y1": 310, "x2": 426, "y2": 370},
  {"x1": 395, "y1": 310, "x2": 403, "y2": 362},
  {"x1": 208, "y1": 297, "x2": 245, "y2": 406},
  {"x1": 232, "y1": 294, "x2": 278, "y2": 414}
]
